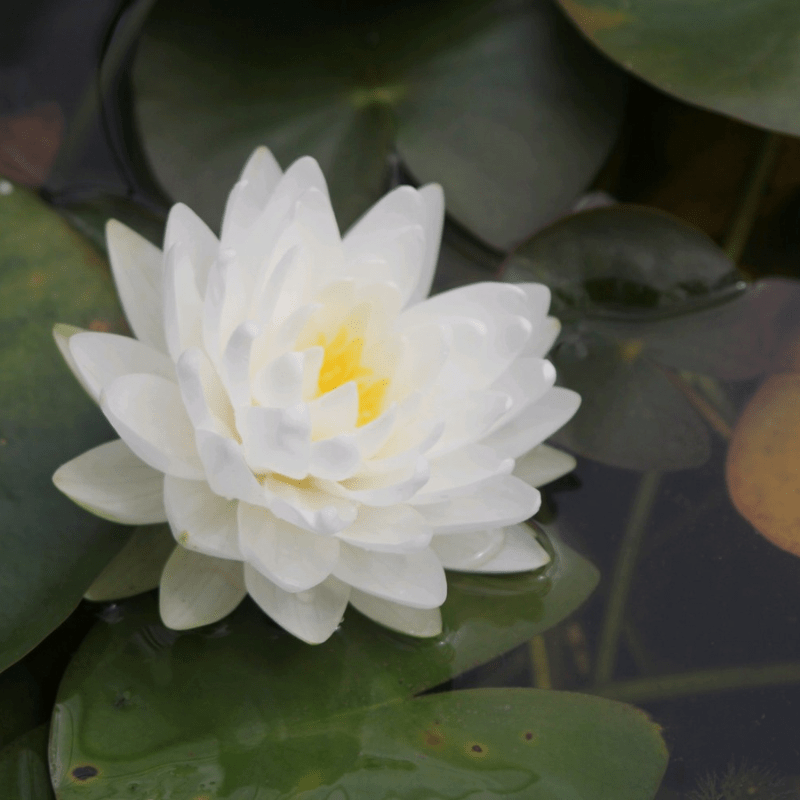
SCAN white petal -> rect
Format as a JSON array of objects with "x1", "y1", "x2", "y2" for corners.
[
  {"x1": 163, "y1": 243, "x2": 204, "y2": 361},
  {"x1": 244, "y1": 567, "x2": 349, "y2": 644},
  {"x1": 53, "y1": 439, "x2": 166, "y2": 524},
  {"x1": 515, "y1": 283, "x2": 551, "y2": 325},
  {"x1": 238, "y1": 503, "x2": 339, "y2": 592},
  {"x1": 452, "y1": 523, "x2": 550, "y2": 573},
  {"x1": 309, "y1": 435, "x2": 362, "y2": 481},
  {"x1": 350, "y1": 591, "x2": 442, "y2": 638},
  {"x1": 481, "y1": 386, "x2": 581, "y2": 460},
  {"x1": 524, "y1": 316, "x2": 561, "y2": 358},
  {"x1": 106, "y1": 220, "x2": 167, "y2": 353},
  {"x1": 490, "y1": 356, "x2": 556, "y2": 419},
  {"x1": 344, "y1": 185, "x2": 433, "y2": 305},
  {"x1": 53, "y1": 324, "x2": 95, "y2": 400},
  {"x1": 414, "y1": 474, "x2": 540, "y2": 534},
  {"x1": 414, "y1": 444, "x2": 514, "y2": 504},
  {"x1": 400, "y1": 281, "x2": 530, "y2": 331},
  {"x1": 337, "y1": 455, "x2": 430, "y2": 506},
  {"x1": 220, "y1": 146, "x2": 283, "y2": 249},
  {"x1": 262, "y1": 474, "x2": 357, "y2": 534},
  {"x1": 202, "y1": 249, "x2": 249, "y2": 363},
  {"x1": 222, "y1": 320, "x2": 259, "y2": 407},
  {"x1": 431, "y1": 528, "x2": 505, "y2": 570},
  {"x1": 101, "y1": 374, "x2": 204, "y2": 479},
  {"x1": 336, "y1": 504, "x2": 432, "y2": 552},
  {"x1": 84, "y1": 524, "x2": 175, "y2": 601},
  {"x1": 353, "y1": 402, "x2": 398, "y2": 459},
  {"x1": 344, "y1": 223, "x2": 425, "y2": 305},
  {"x1": 387, "y1": 322, "x2": 449, "y2": 403},
  {"x1": 163, "y1": 475, "x2": 241, "y2": 560},
  {"x1": 68, "y1": 331, "x2": 174, "y2": 403},
  {"x1": 406, "y1": 183, "x2": 445, "y2": 307},
  {"x1": 431, "y1": 390, "x2": 512, "y2": 455},
  {"x1": 251, "y1": 351, "x2": 305, "y2": 408},
  {"x1": 513, "y1": 444, "x2": 577, "y2": 488},
  {"x1": 308, "y1": 381, "x2": 358, "y2": 440},
  {"x1": 163, "y1": 203, "x2": 219, "y2": 295},
  {"x1": 195, "y1": 429, "x2": 268, "y2": 506},
  {"x1": 175, "y1": 348, "x2": 235, "y2": 436},
  {"x1": 237, "y1": 404, "x2": 311, "y2": 479},
  {"x1": 333, "y1": 544, "x2": 447, "y2": 609},
  {"x1": 160, "y1": 548, "x2": 246, "y2": 630}
]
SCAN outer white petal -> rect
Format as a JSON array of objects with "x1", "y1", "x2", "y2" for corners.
[
  {"x1": 53, "y1": 324, "x2": 96, "y2": 400},
  {"x1": 406, "y1": 183, "x2": 445, "y2": 307},
  {"x1": 431, "y1": 528, "x2": 505, "y2": 570},
  {"x1": 515, "y1": 283, "x2": 551, "y2": 326},
  {"x1": 333, "y1": 544, "x2": 447, "y2": 609},
  {"x1": 244, "y1": 567, "x2": 349, "y2": 644},
  {"x1": 513, "y1": 444, "x2": 577, "y2": 488},
  {"x1": 101, "y1": 374, "x2": 204, "y2": 479},
  {"x1": 163, "y1": 202, "x2": 219, "y2": 295},
  {"x1": 163, "y1": 243, "x2": 204, "y2": 361},
  {"x1": 238, "y1": 503, "x2": 339, "y2": 592},
  {"x1": 220, "y1": 146, "x2": 283, "y2": 249},
  {"x1": 413, "y1": 474, "x2": 540, "y2": 534},
  {"x1": 68, "y1": 331, "x2": 174, "y2": 403},
  {"x1": 84, "y1": 524, "x2": 175, "y2": 601},
  {"x1": 106, "y1": 219, "x2": 167, "y2": 353},
  {"x1": 524, "y1": 316, "x2": 561, "y2": 358},
  {"x1": 430, "y1": 390, "x2": 512, "y2": 455},
  {"x1": 336, "y1": 504, "x2": 433, "y2": 553},
  {"x1": 414, "y1": 444, "x2": 514, "y2": 504},
  {"x1": 490, "y1": 356, "x2": 556, "y2": 419},
  {"x1": 159, "y1": 548, "x2": 246, "y2": 630},
  {"x1": 349, "y1": 590, "x2": 442, "y2": 638},
  {"x1": 451, "y1": 523, "x2": 550, "y2": 574},
  {"x1": 163, "y1": 475, "x2": 242, "y2": 560},
  {"x1": 400, "y1": 281, "x2": 530, "y2": 331},
  {"x1": 481, "y1": 386, "x2": 581, "y2": 460},
  {"x1": 53, "y1": 439, "x2": 166, "y2": 524}
]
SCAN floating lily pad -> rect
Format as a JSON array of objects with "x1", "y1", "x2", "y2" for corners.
[
  {"x1": 0, "y1": 184, "x2": 130, "y2": 673},
  {"x1": 556, "y1": 0, "x2": 800, "y2": 137},
  {"x1": 504, "y1": 206, "x2": 788, "y2": 470},
  {"x1": 51, "y1": 533, "x2": 667, "y2": 799},
  {"x1": 132, "y1": 0, "x2": 627, "y2": 249}
]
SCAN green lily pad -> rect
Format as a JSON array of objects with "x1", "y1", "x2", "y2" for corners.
[
  {"x1": 50, "y1": 532, "x2": 621, "y2": 798},
  {"x1": 556, "y1": 0, "x2": 800, "y2": 137},
  {"x1": 132, "y1": 0, "x2": 627, "y2": 249},
  {"x1": 504, "y1": 205, "x2": 740, "y2": 318},
  {"x1": 0, "y1": 184, "x2": 130, "y2": 673},
  {"x1": 504, "y1": 205, "x2": 784, "y2": 470},
  {"x1": 0, "y1": 725, "x2": 53, "y2": 800}
]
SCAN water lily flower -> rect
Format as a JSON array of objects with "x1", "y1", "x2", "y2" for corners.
[{"x1": 53, "y1": 147, "x2": 580, "y2": 643}]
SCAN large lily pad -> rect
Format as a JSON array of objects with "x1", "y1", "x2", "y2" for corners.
[
  {"x1": 0, "y1": 184, "x2": 130, "y2": 673},
  {"x1": 51, "y1": 533, "x2": 668, "y2": 798},
  {"x1": 132, "y1": 0, "x2": 627, "y2": 249},
  {"x1": 504, "y1": 206, "x2": 786, "y2": 470},
  {"x1": 556, "y1": 0, "x2": 800, "y2": 137}
]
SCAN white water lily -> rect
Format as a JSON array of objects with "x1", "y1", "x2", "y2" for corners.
[{"x1": 53, "y1": 147, "x2": 580, "y2": 643}]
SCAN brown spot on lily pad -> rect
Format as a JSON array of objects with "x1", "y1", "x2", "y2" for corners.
[
  {"x1": 71, "y1": 765, "x2": 99, "y2": 781},
  {"x1": 466, "y1": 742, "x2": 488, "y2": 758},
  {"x1": 424, "y1": 728, "x2": 445, "y2": 747}
]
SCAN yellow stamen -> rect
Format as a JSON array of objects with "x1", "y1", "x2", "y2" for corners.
[{"x1": 315, "y1": 324, "x2": 389, "y2": 426}]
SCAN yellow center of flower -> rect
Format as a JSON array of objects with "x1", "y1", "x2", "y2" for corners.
[{"x1": 315, "y1": 325, "x2": 389, "y2": 427}]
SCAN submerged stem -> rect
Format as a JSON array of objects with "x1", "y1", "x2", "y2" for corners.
[
  {"x1": 594, "y1": 471, "x2": 662, "y2": 685},
  {"x1": 723, "y1": 131, "x2": 780, "y2": 264},
  {"x1": 592, "y1": 662, "x2": 800, "y2": 704}
]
